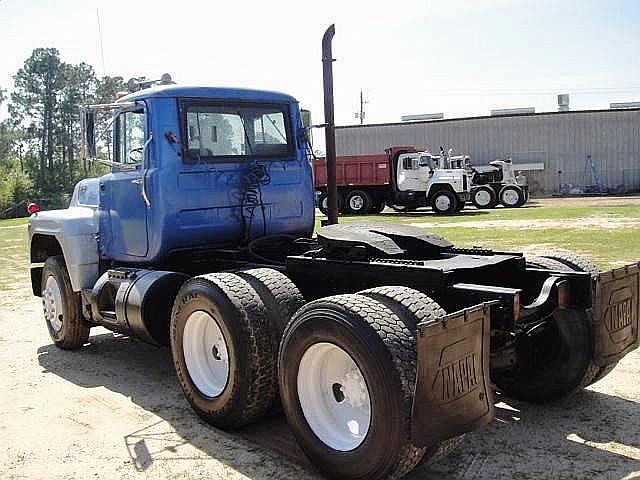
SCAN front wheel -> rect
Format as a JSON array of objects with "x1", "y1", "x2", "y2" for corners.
[
  {"x1": 41, "y1": 256, "x2": 89, "y2": 349},
  {"x1": 430, "y1": 190, "x2": 459, "y2": 215}
]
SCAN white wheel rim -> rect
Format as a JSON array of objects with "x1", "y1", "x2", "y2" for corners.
[
  {"x1": 322, "y1": 197, "x2": 328, "y2": 210},
  {"x1": 435, "y1": 194, "x2": 451, "y2": 211},
  {"x1": 502, "y1": 189, "x2": 519, "y2": 205},
  {"x1": 349, "y1": 195, "x2": 364, "y2": 211},
  {"x1": 297, "y1": 342, "x2": 371, "y2": 451},
  {"x1": 475, "y1": 190, "x2": 491, "y2": 206},
  {"x1": 183, "y1": 311, "x2": 230, "y2": 397},
  {"x1": 42, "y1": 275, "x2": 63, "y2": 333}
]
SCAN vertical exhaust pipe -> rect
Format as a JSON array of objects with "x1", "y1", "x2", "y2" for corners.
[{"x1": 322, "y1": 24, "x2": 339, "y2": 225}]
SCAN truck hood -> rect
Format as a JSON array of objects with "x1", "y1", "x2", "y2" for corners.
[{"x1": 29, "y1": 207, "x2": 99, "y2": 236}]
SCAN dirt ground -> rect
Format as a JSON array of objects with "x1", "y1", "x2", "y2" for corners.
[{"x1": 1, "y1": 203, "x2": 640, "y2": 479}]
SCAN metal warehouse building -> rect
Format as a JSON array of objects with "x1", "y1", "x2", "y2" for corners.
[{"x1": 335, "y1": 108, "x2": 640, "y2": 195}]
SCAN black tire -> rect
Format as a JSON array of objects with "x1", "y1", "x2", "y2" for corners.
[
  {"x1": 493, "y1": 254, "x2": 600, "y2": 402},
  {"x1": 471, "y1": 186, "x2": 497, "y2": 209},
  {"x1": 41, "y1": 256, "x2": 90, "y2": 349},
  {"x1": 319, "y1": 191, "x2": 344, "y2": 216},
  {"x1": 236, "y1": 268, "x2": 305, "y2": 413},
  {"x1": 170, "y1": 272, "x2": 276, "y2": 429},
  {"x1": 430, "y1": 189, "x2": 459, "y2": 215},
  {"x1": 279, "y1": 294, "x2": 427, "y2": 480},
  {"x1": 345, "y1": 189, "x2": 373, "y2": 215},
  {"x1": 358, "y1": 286, "x2": 464, "y2": 466},
  {"x1": 371, "y1": 197, "x2": 386, "y2": 213},
  {"x1": 539, "y1": 253, "x2": 617, "y2": 384},
  {"x1": 541, "y1": 252, "x2": 600, "y2": 277},
  {"x1": 389, "y1": 203, "x2": 416, "y2": 213},
  {"x1": 499, "y1": 185, "x2": 524, "y2": 208}
]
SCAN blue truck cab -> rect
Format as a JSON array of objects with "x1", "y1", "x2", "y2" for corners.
[{"x1": 100, "y1": 85, "x2": 315, "y2": 264}]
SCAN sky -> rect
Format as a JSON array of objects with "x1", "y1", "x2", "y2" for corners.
[{"x1": 1, "y1": 0, "x2": 639, "y2": 129}]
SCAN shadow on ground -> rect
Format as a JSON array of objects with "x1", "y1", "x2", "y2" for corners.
[{"x1": 37, "y1": 332, "x2": 639, "y2": 480}]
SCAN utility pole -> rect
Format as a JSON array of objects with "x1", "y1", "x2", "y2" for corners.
[{"x1": 355, "y1": 90, "x2": 368, "y2": 124}]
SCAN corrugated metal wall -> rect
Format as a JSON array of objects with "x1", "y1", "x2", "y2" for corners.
[{"x1": 336, "y1": 109, "x2": 640, "y2": 194}]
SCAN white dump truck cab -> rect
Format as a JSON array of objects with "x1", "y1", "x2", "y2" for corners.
[{"x1": 395, "y1": 151, "x2": 470, "y2": 214}]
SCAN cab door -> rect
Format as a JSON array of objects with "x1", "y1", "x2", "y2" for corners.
[
  {"x1": 107, "y1": 108, "x2": 149, "y2": 258},
  {"x1": 397, "y1": 154, "x2": 426, "y2": 192}
]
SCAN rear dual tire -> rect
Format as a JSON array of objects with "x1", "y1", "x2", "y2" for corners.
[
  {"x1": 493, "y1": 252, "x2": 615, "y2": 403},
  {"x1": 471, "y1": 186, "x2": 497, "y2": 209},
  {"x1": 170, "y1": 270, "x2": 304, "y2": 429},
  {"x1": 499, "y1": 185, "x2": 525, "y2": 208},
  {"x1": 279, "y1": 287, "x2": 459, "y2": 480}
]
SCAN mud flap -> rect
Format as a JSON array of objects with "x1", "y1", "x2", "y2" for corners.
[
  {"x1": 411, "y1": 303, "x2": 495, "y2": 447},
  {"x1": 593, "y1": 262, "x2": 640, "y2": 366}
]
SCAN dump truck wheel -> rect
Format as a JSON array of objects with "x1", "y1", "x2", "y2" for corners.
[
  {"x1": 170, "y1": 273, "x2": 276, "y2": 429},
  {"x1": 431, "y1": 190, "x2": 458, "y2": 215},
  {"x1": 493, "y1": 255, "x2": 600, "y2": 402},
  {"x1": 41, "y1": 256, "x2": 90, "y2": 349},
  {"x1": 389, "y1": 204, "x2": 416, "y2": 212},
  {"x1": 371, "y1": 196, "x2": 386, "y2": 213},
  {"x1": 319, "y1": 192, "x2": 344, "y2": 216},
  {"x1": 471, "y1": 186, "x2": 497, "y2": 209},
  {"x1": 358, "y1": 286, "x2": 465, "y2": 467},
  {"x1": 345, "y1": 189, "x2": 373, "y2": 215},
  {"x1": 278, "y1": 294, "x2": 427, "y2": 480},
  {"x1": 540, "y1": 253, "x2": 618, "y2": 384},
  {"x1": 499, "y1": 185, "x2": 524, "y2": 208}
]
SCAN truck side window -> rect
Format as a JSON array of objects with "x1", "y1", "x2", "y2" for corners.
[
  {"x1": 402, "y1": 157, "x2": 417, "y2": 170},
  {"x1": 116, "y1": 110, "x2": 146, "y2": 164}
]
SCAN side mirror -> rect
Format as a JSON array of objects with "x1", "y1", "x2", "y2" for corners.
[
  {"x1": 81, "y1": 109, "x2": 97, "y2": 159},
  {"x1": 301, "y1": 109, "x2": 313, "y2": 146}
]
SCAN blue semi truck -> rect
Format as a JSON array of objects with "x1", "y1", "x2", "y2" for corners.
[{"x1": 27, "y1": 27, "x2": 639, "y2": 480}]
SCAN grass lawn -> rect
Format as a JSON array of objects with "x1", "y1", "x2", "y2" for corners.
[
  {"x1": 2, "y1": 197, "x2": 639, "y2": 295},
  {"x1": 316, "y1": 197, "x2": 640, "y2": 269}
]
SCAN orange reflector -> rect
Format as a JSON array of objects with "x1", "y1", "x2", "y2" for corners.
[{"x1": 513, "y1": 293, "x2": 520, "y2": 321}]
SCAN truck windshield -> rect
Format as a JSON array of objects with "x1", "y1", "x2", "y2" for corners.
[{"x1": 184, "y1": 103, "x2": 292, "y2": 160}]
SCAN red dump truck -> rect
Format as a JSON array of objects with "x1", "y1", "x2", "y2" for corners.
[{"x1": 314, "y1": 147, "x2": 470, "y2": 215}]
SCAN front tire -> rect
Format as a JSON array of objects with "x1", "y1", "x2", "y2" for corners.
[
  {"x1": 41, "y1": 256, "x2": 89, "y2": 349},
  {"x1": 170, "y1": 273, "x2": 276, "y2": 429},
  {"x1": 279, "y1": 294, "x2": 426, "y2": 480},
  {"x1": 430, "y1": 190, "x2": 459, "y2": 215}
]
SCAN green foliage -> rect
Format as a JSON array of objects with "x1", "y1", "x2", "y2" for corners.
[{"x1": 0, "y1": 49, "x2": 127, "y2": 216}]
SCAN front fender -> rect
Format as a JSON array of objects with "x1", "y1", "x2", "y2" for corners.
[{"x1": 29, "y1": 207, "x2": 99, "y2": 291}]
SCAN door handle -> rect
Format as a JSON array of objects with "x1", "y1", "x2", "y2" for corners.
[{"x1": 131, "y1": 179, "x2": 142, "y2": 185}]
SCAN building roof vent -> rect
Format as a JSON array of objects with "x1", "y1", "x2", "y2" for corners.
[
  {"x1": 610, "y1": 101, "x2": 640, "y2": 110},
  {"x1": 400, "y1": 113, "x2": 444, "y2": 122},
  {"x1": 490, "y1": 107, "x2": 535, "y2": 116},
  {"x1": 558, "y1": 94, "x2": 570, "y2": 112}
]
